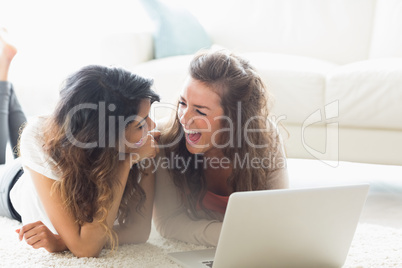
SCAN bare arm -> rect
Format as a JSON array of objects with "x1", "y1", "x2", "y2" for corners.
[
  {"x1": 20, "y1": 160, "x2": 131, "y2": 257},
  {"x1": 114, "y1": 164, "x2": 155, "y2": 244}
]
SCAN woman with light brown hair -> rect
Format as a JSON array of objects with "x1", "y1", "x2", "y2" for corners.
[
  {"x1": 153, "y1": 49, "x2": 289, "y2": 246},
  {"x1": 0, "y1": 29, "x2": 160, "y2": 257}
]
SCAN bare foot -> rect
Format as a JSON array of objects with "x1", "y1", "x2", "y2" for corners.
[{"x1": 0, "y1": 28, "x2": 18, "y2": 81}]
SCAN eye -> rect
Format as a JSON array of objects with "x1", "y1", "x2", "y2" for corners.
[
  {"x1": 196, "y1": 110, "x2": 207, "y2": 116},
  {"x1": 179, "y1": 101, "x2": 186, "y2": 106},
  {"x1": 125, "y1": 120, "x2": 134, "y2": 129},
  {"x1": 139, "y1": 123, "x2": 147, "y2": 130}
]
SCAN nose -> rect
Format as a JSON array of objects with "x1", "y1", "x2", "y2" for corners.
[
  {"x1": 147, "y1": 117, "x2": 156, "y2": 131},
  {"x1": 179, "y1": 108, "x2": 192, "y2": 127}
]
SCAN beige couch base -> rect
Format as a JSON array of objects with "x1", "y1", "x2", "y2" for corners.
[{"x1": 282, "y1": 123, "x2": 402, "y2": 166}]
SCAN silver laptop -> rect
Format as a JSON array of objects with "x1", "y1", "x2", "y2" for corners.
[{"x1": 168, "y1": 184, "x2": 369, "y2": 268}]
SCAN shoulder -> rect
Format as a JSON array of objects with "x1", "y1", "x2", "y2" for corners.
[
  {"x1": 20, "y1": 116, "x2": 48, "y2": 151},
  {"x1": 265, "y1": 117, "x2": 289, "y2": 188},
  {"x1": 266, "y1": 117, "x2": 281, "y2": 136},
  {"x1": 266, "y1": 116, "x2": 287, "y2": 149},
  {"x1": 20, "y1": 117, "x2": 47, "y2": 153},
  {"x1": 20, "y1": 116, "x2": 61, "y2": 180},
  {"x1": 21, "y1": 116, "x2": 46, "y2": 135}
]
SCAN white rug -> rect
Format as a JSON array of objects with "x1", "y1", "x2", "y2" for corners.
[{"x1": 1, "y1": 216, "x2": 401, "y2": 268}]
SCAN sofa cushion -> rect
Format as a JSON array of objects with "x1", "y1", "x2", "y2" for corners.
[
  {"x1": 243, "y1": 52, "x2": 338, "y2": 124},
  {"x1": 132, "y1": 52, "x2": 338, "y2": 124},
  {"x1": 193, "y1": 0, "x2": 376, "y2": 64},
  {"x1": 326, "y1": 58, "x2": 402, "y2": 130},
  {"x1": 140, "y1": 0, "x2": 212, "y2": 59}
]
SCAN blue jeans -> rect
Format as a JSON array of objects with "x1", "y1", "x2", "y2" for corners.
[
  {"x1": 0, "y1": 81, "x2": 26, "y2": 220},
  {"x1": 0, "y1": 81, "x2": 27, "y2": 164},
  {"x1": 0, "y1": 158, "x2": 23, "y2": 220}
]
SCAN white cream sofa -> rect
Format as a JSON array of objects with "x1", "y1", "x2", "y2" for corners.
[{"x1": 101, "y1": 0, "x2": 402, "y2": 166}]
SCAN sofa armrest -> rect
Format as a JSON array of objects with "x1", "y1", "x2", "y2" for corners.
[{"x1": 100, "y1": 32, "x2": 154, "y2": 70}]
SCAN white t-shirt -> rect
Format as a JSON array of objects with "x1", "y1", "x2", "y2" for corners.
[{"x1": 10, "y1": 117, "x2": 61, "y2": 234}]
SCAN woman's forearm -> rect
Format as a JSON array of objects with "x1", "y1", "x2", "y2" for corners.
[
  {"x1": 115, "y1": 164, "x2": 155, "y2": 245},
  {"x1": 83, "y1": 160, "x2": 132, "y2": 250},
  {"x1": 28, "y1": 162, "x2": 131, "y2": 257}
]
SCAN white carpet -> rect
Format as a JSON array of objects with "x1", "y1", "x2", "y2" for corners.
[
  {"x1": 1, "y1": 216, "x2": 401, "y2": 268},
  {"x1": 2, "y1": 158, "x2": 401, "y2": 267}
]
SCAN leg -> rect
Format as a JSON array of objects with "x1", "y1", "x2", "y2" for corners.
[
  {"x1": 0, "y1": 158, "x2": 23, "y2": 220},
  {"x1": 0, "y1": 28, "x2": 17, "y2": 81},
  {"x1": 0, "y1": 164, "x2": 14, "y2": 218},
  {"x1": 0, "y1": 28, "x2": 23, "y2": 221},
  {"x1": 0, "y1": 82, "x2": 11, "y2": 164},
  {"x1": 8, "y1": 85, "x2": 27, "y2": 158},
  {"x1": 0, "y1": 28, "x2": 22, "y2": 163}
]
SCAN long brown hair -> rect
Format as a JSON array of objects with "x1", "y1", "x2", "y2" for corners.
[
  {"x1": 161, "y1": 50, "x2": 285, "y2": 218},
  {"x1": 43, "y1": 65, "x2": 159, "y2": 249}
]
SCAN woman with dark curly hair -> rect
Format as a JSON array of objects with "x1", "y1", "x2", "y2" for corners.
[
  {"x1": 0, "y1": 29, "x2": 160, "y2": 257},
  {"x1": 153, "y1": 49, "x2": 289, "y2": 246}
]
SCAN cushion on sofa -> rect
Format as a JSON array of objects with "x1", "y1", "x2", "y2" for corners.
[
  {"x1": 140, "y1": 0, "x2": 212, "y2": 59},
  {"x1": 241, "y1": 53, "x2": 338, "y2": 124},
  {"x1": 193, "y1": 0, "x2": 376, "y2": 64},
  {"x1": 326, "y1": 58, "x2": 402, "y2": 130},
  {"x1": 132, "y1": 51, "x2": 339, "y2": 125}
]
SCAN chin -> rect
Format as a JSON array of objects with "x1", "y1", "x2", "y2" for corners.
[
  {"x1": 185, "y1": 142, "x2": 206, "y2": 155},
  {"x1": 185, "y1": 142, "x2": 197, "y2": 154}
]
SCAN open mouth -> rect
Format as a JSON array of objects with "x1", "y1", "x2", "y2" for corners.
[
  {"x1": 134, "y1": 137, "x2": 145, "y2": 147},
  {"x1": 183, "y1": 129, "x2": 202, "y2": 144}
]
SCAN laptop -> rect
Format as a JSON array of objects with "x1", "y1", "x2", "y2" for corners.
[{"x1": 168, "y1": 184, "x2": 369, "y2": 268}]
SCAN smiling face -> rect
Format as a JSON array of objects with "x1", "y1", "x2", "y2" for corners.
[{"x1": 177, "y1": 77, "x2": 224, "y2": 156}]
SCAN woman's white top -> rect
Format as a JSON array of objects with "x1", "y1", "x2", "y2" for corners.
[{"x1": 10, "y1": 117, "x2": 61, "y2": 234}]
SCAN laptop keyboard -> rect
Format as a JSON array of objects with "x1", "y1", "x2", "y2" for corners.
[{"x1": 201, "y1": 260, "x2": 214, "y2": 267}]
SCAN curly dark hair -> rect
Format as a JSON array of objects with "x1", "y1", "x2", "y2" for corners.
[{"x1": 43, "y1": 65, "x2": 159, "y2": 249}]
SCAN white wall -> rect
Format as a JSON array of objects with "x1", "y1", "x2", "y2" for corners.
[{"x1": 0, "y1": 0, "x2": 153, "y2": 116}]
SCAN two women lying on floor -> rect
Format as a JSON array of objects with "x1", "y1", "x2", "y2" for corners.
[{"x1": 0, "y1": 28, "x2": 288, "y2": 257}]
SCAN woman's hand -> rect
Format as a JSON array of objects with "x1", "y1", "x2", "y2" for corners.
[
  {"x1": 128, "y1": 131, "x2": 161, "y2": 165},
  {"x1": 16, "y1": 221, "x2": 67, "y2": 253}
]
